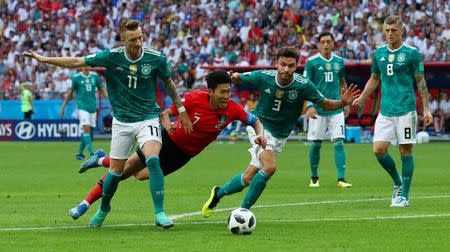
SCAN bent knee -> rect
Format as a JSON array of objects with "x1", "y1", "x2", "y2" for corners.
[
  {"x1": 263, "y1": 165, "x2": 277, "y2": 176},
  {"x1": 242, "y1": 173, "x2": 253, "y2": 186}
]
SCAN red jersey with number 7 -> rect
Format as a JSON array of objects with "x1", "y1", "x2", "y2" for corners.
[{"x1": 169, "y1": 90, "x2": 251, "y2": 155}]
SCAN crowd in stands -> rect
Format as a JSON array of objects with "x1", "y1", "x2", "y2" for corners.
[{"x1": 1, "y1": 0, "x2": 449, "y2": 110}]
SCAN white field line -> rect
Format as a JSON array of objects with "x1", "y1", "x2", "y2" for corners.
[{"x1": 1, "y1": 195, "x2": 449, "y2": 232}]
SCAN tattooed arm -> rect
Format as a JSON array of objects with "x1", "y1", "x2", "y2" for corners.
[
  {"x1": 162, "y1": 78, "x2": 193, "y2": 133},
  {"x1": 415, "y1": 74, "x2": 433, "y2": 126}
]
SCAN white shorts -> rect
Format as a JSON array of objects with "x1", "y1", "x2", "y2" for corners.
[
  {"x1": 374, "y1": 111, "x2": 417, "y2": 145},
  {"x1": 78, "y1": 110, "x2": 97, "y2": 127},
  {"x1": 307, "y1": 112, "x2": 345, "y2": 141},
  {"x1": 246, "y1": 126, "x2": 287, "y2": 169},
  {"x1": 110, "y1": 117, "x2": 162, "y2": 159}
]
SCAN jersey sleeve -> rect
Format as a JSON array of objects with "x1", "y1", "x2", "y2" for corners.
[
  {"x1": 230, "y1": 101, "x2": 256, "y2": 126},
  {"x1": 304, "y1": 81, "x2": 325, "y2": 104},
  {"x1": 157, "y1": 54, "x2": 172, "y2": 81},
  {"x1": 239, "y1": 71, "x2": 261, "y2": 86},
  {"x1": 370, "y1": 50, "x2": 380, "y2": 75},
  {"x1": 339, "y1": 58, "x2": 345, "y2": 79},
  {"x1": 94, "y1": 73, "x2": 104, "y2": 89},
  {"x1": 84, "y1": 49, "x2": 110, "y2": 68},
  {"x1": 70, "y1": 75, "x2": 77, "y2": 91},
  {"x1": 411, "y1": 49, "x2": 424, "y2": 75},
  {"x1": 303, "y1": 60, "x2": 313, "y2": 79}
]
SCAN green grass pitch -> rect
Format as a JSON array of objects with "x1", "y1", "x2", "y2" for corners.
[{"x1": 1, "y1": 140, "x2": 449, "y2": 251}]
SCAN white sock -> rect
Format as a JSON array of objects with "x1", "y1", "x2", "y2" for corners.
[
  {"x1": 80, "y1": 200, "x2": 90, "y2": 208},
  {"x1": 98, "y1": 157, "x2": 105, "y2": 166}
]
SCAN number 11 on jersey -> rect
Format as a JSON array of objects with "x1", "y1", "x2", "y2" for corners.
[{"x1": 128, "y1": 75, "x2": 137, "y2": 89}]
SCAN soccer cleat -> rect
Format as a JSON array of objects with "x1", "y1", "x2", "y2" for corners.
[
  {"x1": 336, "y1": 180, "x2": 352, "y2": 188},
  {"x1": 69, "y1": 203, "x2": 88, "y2": 220},
  {"x1": 309, "y1": 179, "x2": 320, "y2": 188},
  {"x1": 155, "y1": 212, "x2": 174, "y2": 229},
  {"x1": 79, "y1": 149, "x2": 106, "y2": 173},
  {"x1": 390, "y1": 196, "x2": 410, "y2": 207},
  {"x1": 89, "y1": 206, "x2": 110, "y2": 227},
  {"x1": 75, "y1": 153, "x2": 85, "y2": 160},
  {"x1": 201, "y1": 186, "x2": 221, "y2": 218},
  {"x1": 391, "y1": 185, "x2": 403, "y2": 206}
]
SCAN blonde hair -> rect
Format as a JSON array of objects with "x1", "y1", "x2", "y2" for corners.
[
  {"x1": 119, "y1": 19, "x2": 141, "y2": 35},
  {"x1": 384, "y1": 15, "x2": 403, "y2": 27}
]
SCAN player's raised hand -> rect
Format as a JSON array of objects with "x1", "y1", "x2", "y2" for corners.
[
  {"x1": 229, "y1": 72, "x2": 240, "y2": 83},
  {"x1": 305, "y1": 106, "x2": 318, "y2": 119},
  {"x1": 423, "y1": 109, "x2": 433, "y2": 126},
  {"x1": 254, "y1": 134, "x2": 267, "y2": 149},
  {"x1": 162, "y1": 120, "x2": 177, "y2": 135},
  {"x1": 178, "y1": 111, "x2": 193, "y2": 134},
  {"x1": 341, "y1": 84, "x2": 361, "y2": 106},
  {"x1": 23, "y1": 51, "x2": 44, "y2": 62},
  {"x1": 352, "y1": 96, "x2": 364, "y2": 107}
]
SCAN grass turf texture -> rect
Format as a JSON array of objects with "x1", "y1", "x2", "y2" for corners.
[{"x1": 1, "y1": 141, "x2": 449, "y2": 251}]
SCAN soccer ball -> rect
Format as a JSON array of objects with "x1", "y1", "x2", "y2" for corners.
[
  {"x1": 227, "y1": 208, "x2": 256, "y2": 235},
  {"x1": 416, "y1": 131, "x2": 430, "y2": 144}
]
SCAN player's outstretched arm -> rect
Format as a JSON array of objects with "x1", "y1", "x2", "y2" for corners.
[
  {"x1": 23, "y1": 52, "x2": 87, "y2": 68},
  {"x1": 416, "y1": 74, "x2": 433, "y2": 126},
  {"x1": 252, "y1": 119, "x2": 266, "y2": 149},
  {"x1": 60, "y1": 91, "x2": 73, "y2": 117},
  {"x1": 320, "y1": 84, "x2": 360, "y2": 111},
  {"x1": 162, "y1": 78, "x2": 193, "y2": 133},
  {"x1": 353, "y1": 73, "x2": 380, "y2": 107},
  {"x1": 160, "y1": 108, "x2": 176, "y2": 134}
]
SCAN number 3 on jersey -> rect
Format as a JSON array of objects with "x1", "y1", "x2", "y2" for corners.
[
  {"x1": 387, "y1": 64, "x2": 393, "y2": 76},
  {"x1": 272, "y1": 99, "x2": 281, "y2": 111}
]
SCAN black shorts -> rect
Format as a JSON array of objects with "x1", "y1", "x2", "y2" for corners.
[{"x1": 136, "y1": 129, "x2": 193, "y2": 176}]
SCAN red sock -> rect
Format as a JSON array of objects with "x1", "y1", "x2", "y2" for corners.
[
  {"x1": 84, "y1": 174, "x2": 106, "y2": 205},
  {"x1": 102, "y1": 157, "x2": 110, "y2": 167}
]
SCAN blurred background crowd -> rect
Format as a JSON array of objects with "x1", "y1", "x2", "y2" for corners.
[{"x1": 1, "y1": 0, "x2": 449, "y2": 102}]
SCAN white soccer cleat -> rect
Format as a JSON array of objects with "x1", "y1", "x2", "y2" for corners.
[
  {"x1": 309, "y1": 179, "x2": 320, "y2": 188},
  {"x1": 390, "y1": 196, "x2": 410, "y2": 208},
  {"x1": 391, "y1": 185, "x2": 403, "y2": 206}
]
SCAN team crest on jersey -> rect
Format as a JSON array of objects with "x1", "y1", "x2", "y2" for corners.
[
  {"x1": 288, "y1": 90, "x2": 298, "y2": 100},
  {"x1": 276, "y1": 90, "x2": 285, "y2": 99},
  {"x1": 216, "y1": 114, "x2": 228, "y2": 129},
  {"x1": 388, "y1": 54, "x2": 395, "y2": 62},
  {"x1": 325, "y1": 63, "x2": 331, "y2": 71},
  {"x1": 129, "y1": 64, "x2": 138, "y2": 74},
  {"x1": 334, "y1": 63, "x2": 341, "y2": 71},
  {"x1": 85, "y1": 78, "x2": 90, "y2": 84},
  {"x1": 141, "y1": 64, "x2": 152, "y2": 76},
  {"x1": 397, "y1": 53, "x2": 406, "y2": 63}
]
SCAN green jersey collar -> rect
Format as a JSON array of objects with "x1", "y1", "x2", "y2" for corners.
[
  {"x1": 123, "y1": 46, "x2": 144, "y2": 63},
  {"x1": 386, "y1": 42, "x2": 404, "y2": 52},
  {"x1": 275, "y1": 72, "x2": 295, "y2": 88}
]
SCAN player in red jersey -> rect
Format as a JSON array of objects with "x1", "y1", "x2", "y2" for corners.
[{"x1": 69, "y1": 69, "x2": 267, "y2": 221}]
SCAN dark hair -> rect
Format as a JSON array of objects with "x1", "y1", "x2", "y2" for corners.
[
  {"x1": 276, "y1": 46, "x2": 299, "y2": 63},
  {"x1": 119, "y1": 19, "x2": 141, "y2": 34},
  {"x1": 205, "y1": 69, "x2": 231, "y2": 90},
  {"x1": 318, "y1": 32, "x2": 335, "y2": 42}
]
